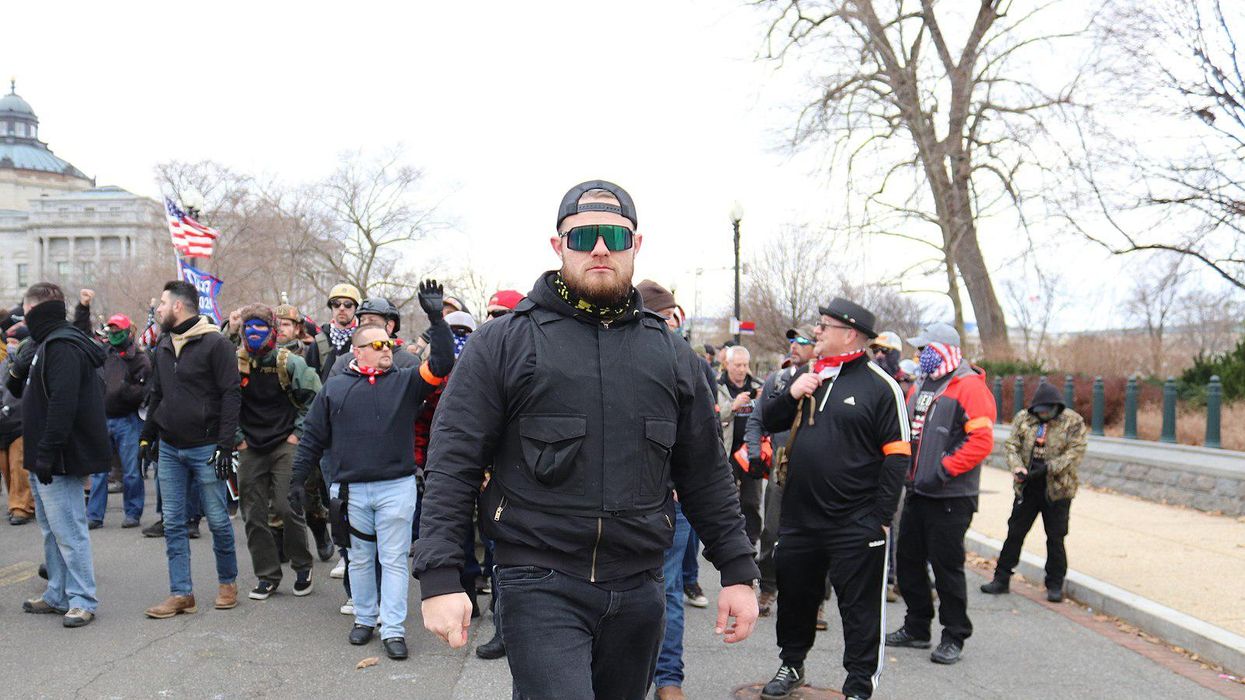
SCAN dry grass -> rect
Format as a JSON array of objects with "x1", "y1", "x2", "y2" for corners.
[{"x1": 1102, "y1": 401, "x2": 1245, "y2": 451}]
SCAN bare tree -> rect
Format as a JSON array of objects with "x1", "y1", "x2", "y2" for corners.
[
  {"x1": 758, "y1": 0, "x2": 1097, "y2": 359},
  {"x1": 1124, "y1": 256, "x2": 1187, "y2": 377},
  {"x1": 1004, "y1": 265, "x2": 1068, "y2": 363},
  {"x1": 741, "y1": 224, "x2": 840, "y2": 353},
  {"x1": 1072, "y1": 0, "x2": 1245, "y2": 290},
  {"x1": 308, "y1": 148, "x2": 446, "y2": 315}
]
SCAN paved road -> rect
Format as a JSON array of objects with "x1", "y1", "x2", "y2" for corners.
[{"x1": 0, "y1": 481, "x2": 1234, "y2": 698}]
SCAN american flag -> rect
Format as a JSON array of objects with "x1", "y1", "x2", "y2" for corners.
[
  {"x1": 139, "y1": 304, "x2": 159, "y2": 349},
  {"x1": 165, "y1": 198, "x2": 219, "y2": 257}
]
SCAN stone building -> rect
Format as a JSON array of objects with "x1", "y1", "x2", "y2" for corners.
[{"x1": 0, "y1": 80, "x2": 163, "y2": 305}]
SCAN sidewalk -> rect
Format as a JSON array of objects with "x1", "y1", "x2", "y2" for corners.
[{"x1": 972, "y1": 465, "x2": 1245, "y2": 636}]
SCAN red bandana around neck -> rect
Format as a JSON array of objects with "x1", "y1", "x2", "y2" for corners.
[
  {"x1": 349, "y1": 359, "x2": 388, "y2": 385},
  {"x1": 813, "y1": 350, "x2": 865, "y2": 374}
]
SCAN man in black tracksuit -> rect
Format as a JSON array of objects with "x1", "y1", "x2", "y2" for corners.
[
  {"x1": 289, "y1": 280, "x2": 453, "y2": 660},
  {"x1": 414, "y1": 181, "x2": 759, "y2": 700},
  {"x1": 758, "y1": 299, "x2": 911, "y2": 700}
]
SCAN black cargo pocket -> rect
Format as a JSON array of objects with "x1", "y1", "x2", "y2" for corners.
[
  {"x1": 640, "y1": 417, "x2": 676, "y2": 497},
  {"x1": 495, "y1": 566, "x2": 555, "y2": 587},
  {"x1": 518, "y1": 415, "x2": 587, "y2": 494}
]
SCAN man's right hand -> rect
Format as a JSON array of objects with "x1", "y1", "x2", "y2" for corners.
[
  {"x1": 422, "y1": 592, "x2": 473, "y2": 648},
  {"x1": 417, "y1": 279, "x2": 444, "y2": 321},
  {"x1": 731, "y1": 392, "x2": 751, "y2": 411},
  {"x1": 79, "y1": 289, "x2": 95, "y2": 307},
  {"x1": 789, "y1": 372, "x2": 822, "y2": 400}
]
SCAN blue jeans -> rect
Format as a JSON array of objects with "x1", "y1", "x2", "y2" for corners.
[
  {"x1": 655, "y1": 503, "x2": 692, "y2": 689},
  {"x1": 87, "y1": 414, "x2": 144, "y2": 523},
  {"x1": 682, "y1": 526, "x2": 700, "y2": 586},
  {"x1": 158, "y1": 443, "x2": 237, "y2": 596},
  {"x1": 31, "y1": 476, "x2": 98, "y2": 612},
  {"x1": 333, "y1": 475, "x2": 418, "y2": 640}
]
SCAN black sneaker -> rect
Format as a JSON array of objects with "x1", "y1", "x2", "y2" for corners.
[
  {"x1": 1046, "y1": 587, "x2": 1064, "y2": 603},
  {"x1": 760, "y1": 664, "x2": 805, "y2": 699},
  {"x1": 249, "y1": 580, "x2": 278, "y2": 600},
  {"x1": 931, "y1": 640, "x2": 963, "y2": 664},
  {"x1": 980, "y1": 577, "x2": 1009, "y2": 594},
  {"x1": 683, "y1": 583, "x2": 708, "y2": 608},
  {"x1": 88, "y1": 520, "x2": 103, "y2": 530},
  {"x1": 187, "y1": 520, "x2": 201, "y2": 539},
  {"x1": 476, "y1": 630, "x2": 506, "y2": 659},
  {"x1": 142, "y1": 519, "x2": 165, "y2": 538},
  {"x1": 293, "y1": 570, "x2": 313, "y2": 597},
  {"x1": 885, "y1": 627, "x2": 932, "y2": 649}
]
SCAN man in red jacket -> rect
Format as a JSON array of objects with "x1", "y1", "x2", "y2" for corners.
[{"x1": 885, "y1": 322, "x2": 996, "y2": 666}]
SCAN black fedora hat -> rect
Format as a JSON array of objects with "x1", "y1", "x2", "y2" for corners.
[{"x1": 817, "y1": 297, "x2": 878, "y2": 339}]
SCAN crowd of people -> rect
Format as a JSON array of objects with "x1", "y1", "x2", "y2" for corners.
[{"x1": 0, "y1": 179, "x2": 1088, "y2": 700}]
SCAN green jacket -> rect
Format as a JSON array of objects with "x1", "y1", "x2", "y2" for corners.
[
  {"x1": 1004, "y1": 408, "x2": 1087, "y2": 501},
  {"x1": 234, "y1": 343, "x2": 321, "y2": 445}
]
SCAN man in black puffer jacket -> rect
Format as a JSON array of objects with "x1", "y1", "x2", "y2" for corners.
[
  {"x1": 413, "y1": 181, "x2": 759, "y2": 700},
  {"x1": 5, "y1": 282, "x2": 109, "y2": 628}
]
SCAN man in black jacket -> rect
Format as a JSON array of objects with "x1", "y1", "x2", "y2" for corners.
[
  {"x1": 85, "y1": 313, "x2": 150, "y2": 529},
  {"x1": 758, "y1": 298, "x2": 911, "y2": 700},
  {"x1": 5, "y1": 282, "x2": 110, "y2": 628},
  {"x1": 413, "y1": 181, "x2": 759, "y2": 700},
  {"x1": 289, "y1": 280, "x2": 452, "y2": 661},
  {"x1": 141, "y1": 280, "x2": 242, "y2": 619}
]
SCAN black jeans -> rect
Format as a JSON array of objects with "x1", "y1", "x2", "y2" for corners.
[
  {"x1": 497, "y1": 566, "x2": 665, "y2": 700},
  {"x1": 896, "y1": 494, "x2": 975, "y2": 646},
  {"x1": 994, "y1": 483, "x2": 1071, "y2": 589},
  {"x1": 776, "y1": 526, "x2": 888, "y2": 699},
  {"x1": 734, "y1": 464, "x2": 763, "y2": 546},
  {"x1": 757, "y1": 479, "x2": 783, "y2": 593}
]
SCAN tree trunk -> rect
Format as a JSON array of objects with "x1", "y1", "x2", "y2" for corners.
[{"x1": 952, "y1": 223, "x2": 1013, "y2": 359}]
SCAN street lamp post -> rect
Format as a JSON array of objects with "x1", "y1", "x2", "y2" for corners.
[{"x1": 730, "y1": 201, "x2": 744, "y2": 345}]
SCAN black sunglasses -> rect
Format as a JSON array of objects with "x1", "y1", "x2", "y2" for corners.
[
  {"x1": 560, "y1": 224, "x2": 634, "y2": 252},
  {"x1": 488, "y1": 309, "x2": 511, "y2": 318},
  {"x1": 329, "y1": 300, "x2": 356, "y2": 310}
]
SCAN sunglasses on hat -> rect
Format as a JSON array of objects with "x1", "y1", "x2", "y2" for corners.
[
  {"x1": 488, "y1": 309, "x2": 511, "y2": 318},
  {"x1": 356, "y1": 339, "x2": 395, "y2": 351},
  {"x1": 791, "y1": 336, "x2": 813, "y2": 346},
  {"x1": 560, "y1": 224, "x2": 634, "y2": 252}
]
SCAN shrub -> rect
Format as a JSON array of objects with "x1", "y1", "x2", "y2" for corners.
[
  {"x1": 978, "y1": 359, "x2": 1047, "y2": 377},
  {"x1": 1180, "y1": 338, "x2": 1245, "y2": 402}
]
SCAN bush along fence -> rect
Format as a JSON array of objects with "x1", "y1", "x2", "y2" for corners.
[{"x1": 991, "y1": 374, "x2": 1228, "y2": 449}]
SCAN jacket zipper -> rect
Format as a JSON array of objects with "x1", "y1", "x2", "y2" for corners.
[
  {"x1": 493, "y1": 496, "x2": 507, "y2": 522},
  {"x1": 663, "y1": 513, "x2": 673, "y2": 529},
  {"x1": 590, "y1": 517, "x2": 603, "y2": 582}
]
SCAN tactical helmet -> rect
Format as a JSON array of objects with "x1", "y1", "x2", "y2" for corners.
[
  {"x1": 358, "y1": 297, "x2": 401, "y2": 334},
  {"x1": 326, "y1": 283, "x2": 362, "y2": 307}
]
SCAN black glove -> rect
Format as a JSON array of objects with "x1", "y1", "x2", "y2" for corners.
[
  {"x1": 287, "y1": 479, "x2": 306, "y2": 515},
  {"x1": 746, "y1": 456, "x2": 767, "y2": 480},
  {"x1": 32, "y1": 460, "x2": 53, "y2": 486},
  {"x1": 139, "y1": 439, "x2": 157, "y2": 473},
  {"x1": 210, "y1": 447, "x2": 233, "y2": 481},
  {"x1": 418, "y1": 279, "x2": 444, "y2": 322}
]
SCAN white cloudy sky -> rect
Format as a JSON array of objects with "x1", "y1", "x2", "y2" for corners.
[{"x1": 3, "y1": 0, "x2": 1233, "y2": 334}]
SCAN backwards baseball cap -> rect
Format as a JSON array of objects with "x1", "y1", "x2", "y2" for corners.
[
  {"x1": 556, "y1": 180, "x2": 638, "y2": 231},
  {"x1": 106, "y1": 313, "x2": 132, "y2": 330},
  {"x1": 907, "y1": 321, "x2": 960, "y2": 348}
]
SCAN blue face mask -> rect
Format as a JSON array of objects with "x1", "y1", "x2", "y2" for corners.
[{"x1": 243, "y1": 319, "x2": 272, "y2": 354}]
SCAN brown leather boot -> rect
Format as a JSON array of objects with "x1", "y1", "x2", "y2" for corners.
[
  {"x1": 656, "y1": 686, "x2": 686, "y2": 700},
  {"x1": 215, "y1": 582, "x2": 238, "y2": 609},
  {"x1": 145, "y1": 595, "x2": 197, "y2": 619}
]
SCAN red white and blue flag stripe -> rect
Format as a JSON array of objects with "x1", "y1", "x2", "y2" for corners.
[{"x1": 165, "y1": 198, "x2": 219, "y2": 258}]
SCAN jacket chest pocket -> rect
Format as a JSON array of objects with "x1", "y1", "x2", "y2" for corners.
[
  {"x1": 640, "y1": 417, "x2": 676, "y2": 498},
  {"x1": 518, "y1": 415, "x2": 587, "y2": 495}
]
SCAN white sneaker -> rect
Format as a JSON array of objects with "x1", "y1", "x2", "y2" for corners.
[
  {"x1": 339, "y1": 597, "x2": 354, "y2": 616},
  {"x1": 330, "y1": 560, "x2": 346, "y2": 579}
]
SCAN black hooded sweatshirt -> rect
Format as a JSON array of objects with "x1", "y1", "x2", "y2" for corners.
[
  {"x1": 6, "y1": 300, "x2": 110, "y2": 477},
  {"x1": 1024, "y1": 382, "x2": 1065, "y2": 482}
]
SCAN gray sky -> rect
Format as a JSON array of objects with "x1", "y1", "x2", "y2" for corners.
[{"x1": 4, "y1": 0, "x2": 1234, "y2": 336}]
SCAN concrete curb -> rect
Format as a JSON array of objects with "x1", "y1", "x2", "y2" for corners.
[{"x1": 965, "y1": 529, "x2": 1245, "y2": 676}]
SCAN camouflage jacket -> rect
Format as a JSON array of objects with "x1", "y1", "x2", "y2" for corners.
[{"x1": 1004, "y1": 408, "x2": 1087, "y2": 501}]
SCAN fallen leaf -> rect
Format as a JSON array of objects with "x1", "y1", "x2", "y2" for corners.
[{"x1": 356, "y1": 657, "x2": 380, "y2": 670}]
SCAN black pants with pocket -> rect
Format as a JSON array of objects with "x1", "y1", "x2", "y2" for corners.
[
  {"x1": 994, "y1": 481, "x2": 1071, "y2": 589},
  {"x1": 498, "y1": 566, "x2": 664, "y2": 700},
  {"x1": 896, "y1": 493, "x2": 975, "y2": 646},
  {"x1": 776, "y1": 524, "x2": 888, "y2": 699}
]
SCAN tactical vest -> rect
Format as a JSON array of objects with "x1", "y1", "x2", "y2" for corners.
[{"x1": 489, "y1": 301, "x2": 681, "y2": 517}]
